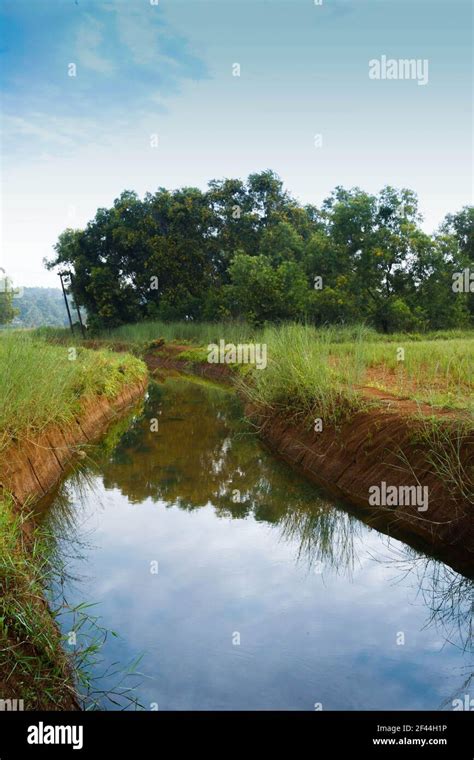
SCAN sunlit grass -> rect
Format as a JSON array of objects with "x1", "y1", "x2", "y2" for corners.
[
  {"x1": 0, "y1": 332, "x2": 147, "y2": 457},
  {"x1": 235, "y1": 324, "x2": 473, "y2": 417},
  {"x1": 33, "y1": 321, "x2": 474, "y2": 412},
  {"x1": 237, "y1": 324, "x2": 369, "y2": 426}
]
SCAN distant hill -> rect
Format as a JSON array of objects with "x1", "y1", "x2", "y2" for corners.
[{"x1": 8, "y1": 287, "x2": 70, "y2": 328}]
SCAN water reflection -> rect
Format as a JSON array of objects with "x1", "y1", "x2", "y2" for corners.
[
  {"x1": 76, "y1": 378, "x2": 365, "y2": 574},
  {"x1": 39, "y1": 376, "x2": 472, "y2": 710}
]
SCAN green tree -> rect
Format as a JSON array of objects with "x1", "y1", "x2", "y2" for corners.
[
  {"x1": 226, "y1": 253, "x2": 307, "y2": 325},
  {"x1": 45, "y1": 174, "x2": 473, "y2": 333},
  {"x1": 0, "y1": 271, "x2": 18, "y2": 326}
]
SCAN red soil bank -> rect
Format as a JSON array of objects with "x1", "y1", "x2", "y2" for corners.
[
  {"x1": 0, "y1": 377, "x2": 148, "y2": 710},
  {"x1": 147, "y1": 346, "x2": 473, "y2": 576},
  {"x1": 0, "y1": 378, "x2": 148, "y2": 508},
  {"x1": 251, "y1": 405, "x2": 473, "y2": 576}
]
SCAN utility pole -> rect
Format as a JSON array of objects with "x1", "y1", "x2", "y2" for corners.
[
  {"x1": 69, "y1": 272, "x2": 86, "y2": 338},
  {"x1": 59, "y1": 271, "x2": 74, "y2": 335}
]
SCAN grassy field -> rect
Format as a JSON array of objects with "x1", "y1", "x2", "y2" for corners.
[
  {"x1": 0, "y1": 332, "x2": 147, "y2": 458},
  {"x1": 36, "y1": 320, "x2": 473, "y2": 346},
  {"x1": 230, "y1": 325, "x2": 472, "y2": 423},
  {"x1": 330, "y1": 337, "x2": 472, "y2": 410},
  {"x1": 40, "y1": 320, "x2": 473, "y2": 415}
]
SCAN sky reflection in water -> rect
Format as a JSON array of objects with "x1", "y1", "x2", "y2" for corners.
[{"x1": 42, "y1": 378, "x2": 473, "y2": 711}]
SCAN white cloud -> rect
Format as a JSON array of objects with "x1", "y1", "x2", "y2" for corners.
[
  {"x1": 75, "y1": 16, "x2": 115, "y2": 75},
  {"x1": 2, "y1": 115, "x2": 74, "y2": 147},
  {"x1": 114, "y1": 6, "x2": 181, "y2": 69}
]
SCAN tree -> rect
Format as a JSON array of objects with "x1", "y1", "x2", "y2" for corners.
[
  {"x1": 45, "y1": 173, "x2": 474, "y2": 332},
  {"x1": 226, "y1": 253, "x2": 308, "y2": 325},
  {"x1": 410, "y1": 232, "x2": 471, "y2": 329},
  {"x1": 258, "y1": 220, "x2": 304, "y2": 266},
  {"x1": 0, "y1": 271, "x2": 18, "y2": 326},
  {"x1": 440, "y1": 206, "x2": 474, "y2": 321},
  {"x1": 441, "y1": 206, "x2": 474, "y2": 259},
  {"x1": 47, "y1": 188, "x2": 217, "y2": 328}
]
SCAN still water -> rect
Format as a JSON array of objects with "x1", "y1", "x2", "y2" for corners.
[{"x1": 40, "y1": 376, "x2": 472, "y2": 710}]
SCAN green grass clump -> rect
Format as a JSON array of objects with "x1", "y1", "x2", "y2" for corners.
[
  {"x1": 0, "y1": 332, "x2": 147, "y2": 457},
  {"x1": 0, "y1": 496, "x2": 78, "y2": 709},
  {"x1": 175, "y1": 346, "x2": 213, "y2": 363},
  {"x1": 237, "y1": 324, "x2": 368, "y2": 426}
]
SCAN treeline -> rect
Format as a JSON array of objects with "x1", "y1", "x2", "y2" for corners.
[
  {"x1": 47, "y1": 170, "x2": 474, "y2": 332},
  {"x1": 0, "y1": 287, "x2": 69, "y2": 328},
  {"x1": 14, "y1": 288, "x2": 69, "y2": 328}
]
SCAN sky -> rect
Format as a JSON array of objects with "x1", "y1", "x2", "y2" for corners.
[{"x1": 1, "y1": 0, "x2": 472, "y2": 287}]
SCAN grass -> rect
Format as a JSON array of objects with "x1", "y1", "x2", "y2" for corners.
[
  {"x1": 0, "y1": 332, "x2": 148, "y2": 707},
  {"x1": 236, "y1": 323, "x2": 369, "y2": 427},
  {"x1": 39, "y1": 319, "x2": 472, "y2": 413},
  {"x1": 0, "y1": 497, "x2": 78, "y2": 709},
  {"x1": 0, "y1": 493, "x2": 145, "y2": 710},
  {"x1": 328, "y1": 336, "x2": 473, "y2": 411},
  {"x1": 237, "y1": 325, "x2": 473, "y2": 418},
  {"x1": 99, "y1": 321, "x2": 470, "y2": 415},
  {"x1": 34, "y1": 320, "x2": 473, "y2": 411},
  {"x1": 35, "y1": 320, "x2": 259, "y2": 347},
  {"x1": 407, "y1": 418, "x2": 474, "y2": 511},
  {"x1": 0, "y1": 332, "x2": 147, "y2": 458},
  {"x1": 36, "y1": 320, "x2": 473, "y2": 345}
]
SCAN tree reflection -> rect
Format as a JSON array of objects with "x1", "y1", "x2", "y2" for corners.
[
  {"x1": 42, "y1": 375, "x2": 472, "y2": 696},
  {"x1": 79, "y1": 378, "x2": 362, "y2": 572},
  {"x1": 373, "y1": 543, "x2": 472, "y2": 653},
  {"x1": 368, "y1": 540, "x2": 473, "y2": 707}
]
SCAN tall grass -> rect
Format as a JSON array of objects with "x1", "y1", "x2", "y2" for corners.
[
  {"x1": 237, "y1": 324, "x2": 473, "y2": 418},
  {"x1": 0, "y1": 498, "x2": 79, "y2": 709},
  {"x1": 94, "y1": 319, "x2": 260, "y2": 346},
  {"x1": 34, "y1": 320, "x2": 474, "y2": 411},
  {"x1": 0, "y1": 333, "x2": 147, "y2": 457},
  {"x1": 237, "y1": 324, "x2": 368, "y2": 426},
  {"x1": 87, "y1": 320, "x2": 474, "y2": 345},
  {"x1": 330, "y1": 338, "x2": 473, "y2": 410}
]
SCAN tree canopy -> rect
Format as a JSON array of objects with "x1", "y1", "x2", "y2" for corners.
[
  {"x1": 0, "y1": 271, "x2": 18, "y2": 326},
  {"x1": 46, "y1": 170, "x2": 474, "y2": 332}
]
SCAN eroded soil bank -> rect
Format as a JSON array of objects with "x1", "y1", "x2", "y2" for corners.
[
  {"x1": 251, "y1": 406, "x2": 473, "y2": 576},
  {"x1": 146, "y1": 344, "x2": 473, "y2": 576},
  {"x1": 1, "y1": 377, "x2": 148, "y2": 508},
  {"x1": 0, "y1": 376, "x2": 148, "y2": 710}
]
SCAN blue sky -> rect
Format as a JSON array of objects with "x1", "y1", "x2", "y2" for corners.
[{"x1": 1, "y1": 0, "x2": 472, "y2": 286}]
